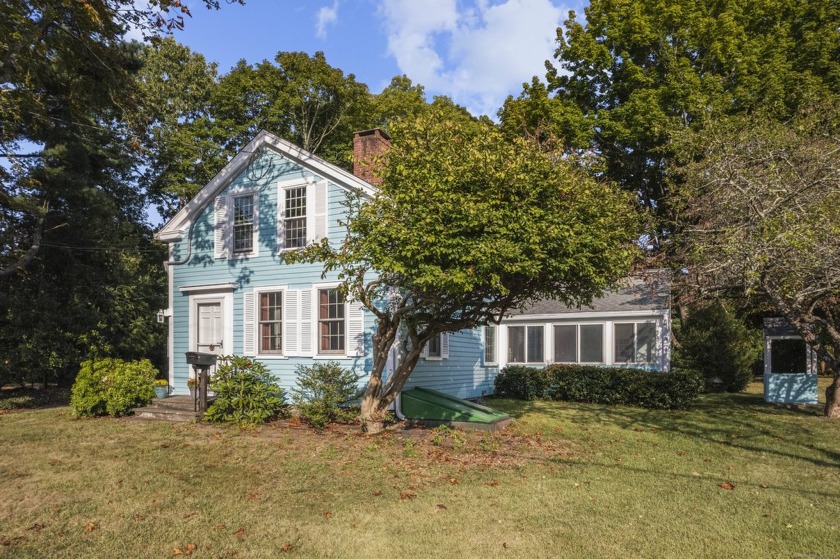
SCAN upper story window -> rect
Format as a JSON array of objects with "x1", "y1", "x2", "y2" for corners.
[
  {"x1": 284, "y1": 186, "x2": 307, "y2": 249},
  {"x1": 614, "y1": 322, "x2": 656, "y2": 364},
  {"x1": 508, "y1": 325, "x2": 544, "y2": 364},
  {"x1": 319, "y1": 288, "x2": 345, "y2": 353},
  {"x1": 259, "y1": 291, "x2": 283, "y2": 354},
  {"x1": 232, "y1": 195, "x2": 255, "y2": 253}
]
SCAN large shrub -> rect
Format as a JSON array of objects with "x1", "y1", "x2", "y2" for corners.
[
  {"x1": 205, "y1": 356, "x2": 288, "y2": 426},
  {"x1": 545, "y1": 365, "x2": 704, "y2": 410},
  {"x1": 675, "y1": 302, "x2": 761, "y2": 392},
  {"x1": 292, "y1": 361, "x2": 362, "y2": 430},
  {"x1": 71, "y1": 358, "x2": 156, "y2": 417},
  {"x1": 493, "y1": 365, "x2": 550, "y2": 400}
]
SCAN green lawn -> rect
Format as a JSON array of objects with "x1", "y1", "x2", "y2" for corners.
[{"x1": 1, "y1": 381, "x2": 839, "y2": 558}]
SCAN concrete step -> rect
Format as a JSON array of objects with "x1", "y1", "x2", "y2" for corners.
[
  {"x1": 134, "y1": 405, "x2": 203, "y2": 422},
  {"x1": 150, "y1": 396, "x2": 198, "y2": 411},
  {"x1": 133, "y1": 395, "x2": 215, "y2": 422}
]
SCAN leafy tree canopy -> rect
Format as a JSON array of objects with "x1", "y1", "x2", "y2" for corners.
[
  {"x1": 501, "y1": 0, "x2": 839, "y2": 245},
  {"x1": 676, "y1": 101, "x2": 840, "y2": 416},
  {"x1": 288, "y1": 109, "x2": 639, "y2": 431}
]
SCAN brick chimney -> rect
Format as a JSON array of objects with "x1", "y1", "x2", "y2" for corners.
[{"x1": 352, "y1": 128, "x2": 391, "y2": 186}]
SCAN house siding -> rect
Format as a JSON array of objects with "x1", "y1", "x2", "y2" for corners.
[
  {"x1": 168, "y1": 151, "x2": 372, "y2": 394},
  {"x1": 404, "y1": 329, "x2": 498, "y2": 400},
  {"x1": 166, "y1": 149, "x2": 491, "y2": 399},
  {"x1": 162, "y1": 134, "x2": 671, "y2": 403}
]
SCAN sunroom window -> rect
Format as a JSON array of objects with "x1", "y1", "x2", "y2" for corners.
[
  {"x1": 508, "y1": 325, "x2": 544, "y2": 364},
  {"x1": 614, "y1": 322, "x2": 656, "y2": 364}
]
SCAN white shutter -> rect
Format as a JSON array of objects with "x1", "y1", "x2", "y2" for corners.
[
  {"x1": 420, "y1": 340, "x2": 429, "y2": 359},
  {"x1": 284, "y1": 290, "x2": 300, "y2": 356},
  {"x1": 307, "y1": 180, "x2": 328, "y2": 244},
  {"x1": 243, "y1": 291, "x2": 256, "y2": 356},
  {"x1": 441, "y1": 332, "x2": 450, "y2": 359},
  {"x1": 214, "y1": 195, "x2": 229, "y2": 259},
  {"x1": 276, "y1": 183, "x2": 285, "y2": 251},
  {"x1": 346, "y1": 300, "x2": 365, "y2": 357},
  {"x1": 300, "y1": 289, "x2": 313, "y2": 356}
]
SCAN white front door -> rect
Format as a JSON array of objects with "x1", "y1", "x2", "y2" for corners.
[{"x1": 196, "y1": 301, "x2": 224, "y2": 355}]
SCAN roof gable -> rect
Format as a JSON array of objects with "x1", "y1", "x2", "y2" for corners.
[{"x1": 156, "y1": 130, "x2": 375, "y2": 241}]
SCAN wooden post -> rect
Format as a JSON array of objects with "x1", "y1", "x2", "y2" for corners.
[{"x1": 199, "y1": 369, "x2": 209, "y2": 412}]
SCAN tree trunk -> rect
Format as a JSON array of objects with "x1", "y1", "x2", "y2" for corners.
[{"x1": 825, "y1": 373, "x2": 840, "y2": 418}]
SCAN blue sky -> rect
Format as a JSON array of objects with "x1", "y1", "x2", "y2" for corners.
[{"x1": 164, "y1": 0, "x2": 583, "y2": 118}]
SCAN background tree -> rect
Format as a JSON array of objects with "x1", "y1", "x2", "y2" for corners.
[
  {"x1": 0, "y1": 0, "x2": 240, "y2": 386},
  {"x1": 676, "y1": 103, "x2": 840, "y2": 416},
  {"x1": 674, "y1": 301, "x2": 762, "y2": 393},
  {"x1": 501, "y1": 0, "x2": 839, "y2": 247},
  {"x1": 289, "y1": 109, "x2": 639, "y2": 432},
  {"x1": 208, "y1": 51, "x2": 374, "y2": 173},
  {"x1": 135, "y1": 37, "x2": 222, "y2": 219}
]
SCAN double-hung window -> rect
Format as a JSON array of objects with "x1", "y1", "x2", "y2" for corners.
[
  {"x1": 232, "y1": 195, "x2": 255, "y2": 253},
  {"x1": 614, "y1": 322, "x2": 656, "y2": 364},
  {"x1": 484, "y1": 325, "x2": 497, "y2": 364},
  {"x1": 508, "y1": 325, "x2": 544, "y2": 364},
  {"x1": 427, "y1": 334, "x2": 442, "y2": 358},
  {"x1": 258, "y1": 291, "x2": 283, "y2": 354},
  {"x1": 553, "y1": 324, "x2": 604, "y2": 363},
  {"x1": 284, "y1": 186, "x2": 307, "y2": 249},
  {"x1": 318, "y1": 288, "x2": 345, "y2": 353}
]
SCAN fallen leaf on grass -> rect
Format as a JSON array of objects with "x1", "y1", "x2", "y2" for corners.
[
  {"x1": 28, "y1": 523, "x2": 45, "y2": 532},
  {"x1": 718, "y1": 482, "x2": 735, "y2": 490},
  {"x1": 185, "y1": 543, "x2": 197, "y2": 555},
  {"x1": 323, "y1": 511, "x2": 333, "y2": 518},
  {"x1": 503, "y1": 542, "x2": 508, "y2": 548},
  {"x1": 181, "y1": 512, "x2": 197, "y2": 519},
  {"x1": 173, "y1": 549, "x2": 183, "y2": 556},
  {"x1": 449, "y1": 478, "x2": 460, "y2": 485},
  {"x1": 372, "y1": 491, "x2": 383, "y2": 497},
  {"x1": 83, "y1": 522, "x2": 96, "y2": 532},
  {"x1": 436, "y1": 504, "x2": 447, "y2": 510},
  {"x1": 247, "y1": 492, "x2": 261, "y2": 500},
  {"x1": 234, "y1": 528, "x2": 245, "y2": 539},
  {"x1": 485, "y1": 481, "x2": 500, "y2": 487},
  {"x1": 399, "y1": 491, "x2": 417, "y2": 500},
  {"x1": 759, "y1": 484, "x2": 769, "y2": 489},
  {"x1": 216, "y1": 523, "x2": 226, "y2": 530},
  {"x1": 280, "y1": 544, "x2": 295, "y2": 552}
]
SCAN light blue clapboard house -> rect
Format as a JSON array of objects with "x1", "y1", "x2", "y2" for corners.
[{"x1": 155, "y1": 130, "x2": 671, "y2": 399}]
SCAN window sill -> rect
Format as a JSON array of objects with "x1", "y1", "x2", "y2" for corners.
[
  {"x1": 314, "y1": 355, "x2": 353, "y2": 360},
  {"x1": 255, "y1": 355, "x2": 288, "y2": 360}
]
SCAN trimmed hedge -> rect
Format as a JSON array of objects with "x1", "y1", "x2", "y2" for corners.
[
  {"x1": 495, "y1": 364, "x2": 703, "y2": 410},
  {"x1": 493, "y1": 365, "x2": 550, "y2": 400}
]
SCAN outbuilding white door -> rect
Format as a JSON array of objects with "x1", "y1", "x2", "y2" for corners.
[{"x1": 196, "y1": 301, "x2": 224, "y2": 355}]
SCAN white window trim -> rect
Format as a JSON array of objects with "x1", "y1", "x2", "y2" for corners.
[
  {"x1": 613, "y1": 320, "x2": 658, "y2": 365},
  {"x1": 313, "y1": 282, "x2": 346, "y2": 357},
  {"x1": 188, "y1": 291, "x2": 233, "y2": 357},
  {"x1": 484, "y1": 325, "x2": 498, "y2": 366},
  {"x1": 506, "y1": 323, "x2": 546, "y2": 365},
  {"x1": 229, "y1": 188, "x2": 259, "y2": 259},
  {"x1": 252, "y1": 285, "x2": 288, "y2": 359},
  {"x1": 554, "y1": 322, "x2": 607, "y2": 365},
  {"x1": 277, "y1": 176, "x2": 329, "y2": 253}
]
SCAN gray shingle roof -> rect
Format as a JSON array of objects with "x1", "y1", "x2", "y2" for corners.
[{"x1": 513, "y1": 271, "x2": 671, "y2": 316}]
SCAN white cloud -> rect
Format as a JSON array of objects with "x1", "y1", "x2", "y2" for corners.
[
  {"x1": 316, "y1": 1, "x2": 340, "y2": 40},
  {"x1": 378, "y1": 0, "x2": 565, "y2": 117}
]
